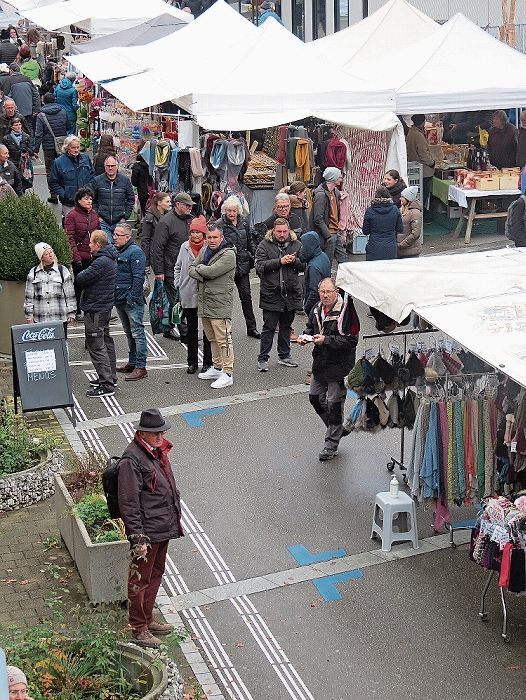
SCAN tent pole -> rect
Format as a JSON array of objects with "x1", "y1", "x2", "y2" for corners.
[{"x1": 362, "y1": 0, "x2": 369, "y2": 18}]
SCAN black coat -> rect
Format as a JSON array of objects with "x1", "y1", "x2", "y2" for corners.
[
  {"x1": 215, "y1": 215, "x2": 255, "y2": 277},
  {"x1": 140, "y1": 207, "x2": 160, "y2": 267},
  {"x1": 0, "y1": 158, "x2": 22, "y2": 195},
  {"x1": 131, "y1": 156, "x2": 151, "y2": 211},
  {"x1": 33, "y1": 104, "x2": 68, "y2": 152},
  {"x1": 309, "y1": 182, "x2": 341, "y2": 244},
  {"x1": 92, "y1": 172, "x2": 135, "y2": 225},
  {"x1": 75, "y1": 244, "x2": 118, "y2": 313},
  {"x1": 0, "y1": 111, "x2": 29, "y2": 142},
  {"x1": 263, "y1": 209, "x2": 308, "y2": 237},
  {"x1": 0, "y1": 40, "x2": 19, "y2": 66},
  {"x1": 2, "y1": 131, "x2": 31, "y2": 166},
  {"x1": 151, "y1": 208, "x2": 191, "y2": 279},
  {"x1": 305, "y1": 296, "x2": 359, "y2": 383},
  {"x1": 255, "y1": 231, "x2": 305, "y2": 312}
]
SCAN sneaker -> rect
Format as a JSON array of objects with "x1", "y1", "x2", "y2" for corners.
[
  {"x1": 257, "y1": 360, "x2": 269, "y2": 372},
  {"x1": 86, "y1": 384, "x2": 114, "y2": 398},
  {"x1": 211, "y1": 372, "x2": 233, "y2": 389},
  {"x1": 278, "y1": 356, "x2": 298, "y2": 368},
  {"x1": 319, "y1": 447, "x2": 339, "y2": 461},
  {"x1": 148, "y1": 621, "x2": 174, "y2": 635},
  {"x1": 198, "y1": 366, "x2": 222, "y2": 380},
  {"x1": 131, "y1": 630, "x2": 161, "y2": 648}
]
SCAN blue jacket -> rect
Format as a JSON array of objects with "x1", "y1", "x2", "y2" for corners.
[
  {"x1": 75, "y1": 244, "x2": 118, "y2": 313},
  {"x1": 92, "y1": 172, "x2": 135, "y2": 225},
  {"x1": 33, "y1": 103, "x2": 68, "y2": 152},
  {"x1": 54, "y1": 78, "x2": 78, "y2": 118},
  {"x1": 299, "y1": 231, "x2": 331, "y2": 315},
  {"x1": 258, "y1": 9, "x2": 283, "y2": 24},
  {"x1": 363, "y1": 199, "x2": 403, "y2": 262},
  {"x1": 49, "y1": 152, "x2": 94, "y2": 207},
  {"x1": 115, "y1": 239, "x2": 146, "y2": 307}
]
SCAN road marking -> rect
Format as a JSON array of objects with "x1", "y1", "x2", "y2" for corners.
[
  {"x1": 288, "y1": 544, "x2": 347, "y2": 566},
  {"x1": 181, "y1": 407, "x2": 226, "y2": 428},
  {"x1": 74, "y1": 383, "x2": 309, "y2": 431},
  {"x1": 313, "y1": 571, "x2": 364, "y2": 602}
]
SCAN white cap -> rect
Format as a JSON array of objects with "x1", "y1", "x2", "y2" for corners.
[{"x1": 34, "y1": 242, "x2": 53, "y2": 260}]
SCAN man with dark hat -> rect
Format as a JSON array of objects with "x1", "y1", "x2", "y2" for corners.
[
  {"x1": 118, "y1": 408, "x2": 183, "y2": 647},
  {"x1": 406, "y1": 114, "x2": 435, "y2": 223}
]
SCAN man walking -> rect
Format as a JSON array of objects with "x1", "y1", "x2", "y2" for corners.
[
  {"x1": 49, "y1": 135, "x2": 94, "y2": 217},
  {"x1": 33, "y1": 93, "x2": 67, "y2": 204},
  {"x1": 118, "y1": 408, "x2": 183, "y2": 647},
  {"x1": 91, "y1": 155, "x2": 135, "y2": 243},
  {"x1": 0, "y1": 97, "x2": 29, "y2": 141},
  {"x1": 3, "y1": 63, "x2": 40, "y2": 136},
  {"x1": 310, "y1": 167, "x2": 348, "y2": 263},
  {"x1": 114, "y1": 223, "x2": 148, "y2": 382},
  {"x1": 299, "y1": 279, "x2": 359, "y2": 461},
  {"x1": 75, "y1": 230, "x2": 118, "y2": 397},
  {"x1": 255, "y1": 218, "x2": 305, "y2": 372},
  {"x1": 189, "y1": 224, "x2": 236, "y2": 389},
  {"x1": 151, "y1": 191, "x2": 194, "y2": 341}
]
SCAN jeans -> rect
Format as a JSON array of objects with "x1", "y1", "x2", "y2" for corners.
[
  {"x1": 185, "y1": 307, "x2": 212, "y2": 368},
  {"x1": 84, "y1": 309, "x2": 116, "y2": 387},
  {"x1": 324, "y1": 233, "x2": 349, "y2": 264},
  {"x1": 43, "y1": 148, "x2": 57, "y2": 193},
  {"x1": 258, "y1": 309, "x2": 295, "y2": 362},
  {"x1": 235, "y1": 274, "x2": 257, "y2": 333},
  {"x1": 116, "y1": 302, "x2": 147, "y2": 369},
  {"x1": 128, "y1": 540, "x2": 168, "y2": 633},
  {"x1": 100, "y1": 220, "x2": 117, "y2": 244},
  {"x1": 309, "y1": 376, "x2": 347, "y2": 449}
]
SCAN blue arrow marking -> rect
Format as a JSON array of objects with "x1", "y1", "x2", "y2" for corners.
[
  {"x1": 180, "y1": 407, "x2": 225, "y2": 428},
  {"x1": 288, "y1": 544, "x2": 346, "y2": 566},
  {"x1": 314, "y1": 570, "x2": 364, "y2": 602}
]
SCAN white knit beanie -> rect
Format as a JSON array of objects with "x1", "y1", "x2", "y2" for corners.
[
  {"x1": 401, "y1": 186, "x2": 419, "y2": 202},
  {"x1": 34, "y1": 242, "x2": 53, "y2": 261},
  {"x1": 7, "y1": 665, "x2": 28, "y2": 688}
]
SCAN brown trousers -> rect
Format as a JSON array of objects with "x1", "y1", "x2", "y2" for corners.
[{"x1": 128, "y1": 540, "x2": 168, "y2": 632}]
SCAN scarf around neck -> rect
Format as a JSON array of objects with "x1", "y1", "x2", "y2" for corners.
[
  {"x1": 189, "y1": 238, "x2": 204, "y2": 258},
  {"x1": 203, "y1": 238, "x2": 227, "y2": 264}
]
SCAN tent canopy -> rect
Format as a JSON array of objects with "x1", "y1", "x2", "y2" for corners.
[
  {"x1": 22, "y1": 0, "x2": 191, "y2": 36},
  {"x1": 336, "y1": 249, "x2": 526, "y2": 388},
  {"x1": 70, "y1": 13, "x2": 187, "y2": 54}
]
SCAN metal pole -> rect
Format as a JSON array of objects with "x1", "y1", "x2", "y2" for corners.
[{"x1": 362, "y1": 0, "x2": 368, "y2": 19}]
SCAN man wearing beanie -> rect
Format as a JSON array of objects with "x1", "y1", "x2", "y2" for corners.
[
  {"x1": 310, "y1": 167, "x2": 348, "y2": 264},
  {"x1": 397, "y1": 185, "x2": 422, "y2": 258},
  {"x1": 406, "y1": 114, "x2": 435, "y2": 223},
  {"x1": 7, "y1": 665, "x2": 34, "y2": 699}
]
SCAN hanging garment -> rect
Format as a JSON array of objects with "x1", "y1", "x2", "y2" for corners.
[
  {"x1": 295, "y1": 138, "x2": 311, "y2": 182},
  {"x1": 226, "y1": 140, "x2": 246, "y2": 192},
  {"x1": 325, "y1": 138, "x2": 347, "y2": 170},
  {"x1": 286, "y1": 137, "x2": 299, "y2": 174},
  {"x1": 189, "y1": 147, "x2": 205, "y2": 194},
  {"x1": 178, "y1": 150, "x2": 193, "y2": 192},
  {"x1": 277, "y1": 125, "x2": 287, "y2": 165}
]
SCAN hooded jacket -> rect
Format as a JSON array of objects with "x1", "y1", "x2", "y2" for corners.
[
  {"x1": 49, "y1": 152, "x2": 94, "y2": 206},
  {"x1": 255, "y1": 230, "x2": 305, "y2": 312},
  {"x1": 151, "y1": 208, "x2": 191, "y2": 279},
  {"x1": 54, "y1": 77, "x2": 78, "y2": 118},
  {"x1": 188, "y1": 242, "x2": 236, "y2": 319},
  {"x1": 64, "y1": 205, "x2": 100, "y2": 263},
  {"x1": 363, "y1": 198, "x2": 403, "y2": 262},
  {"x1": 33, "y1": 103, "x2": 68, "y2": 152},
  {"x1": 398, "y1": 200, "x2": 422, "y2": 258},
  {"x1": 92, "y1": 171, "x2": 135, "y2": 225},
  {"x1": 309, "y1": 182, "x2": 341, "y2": 244},
  {"x1": 20, "y1": 58, "x2": 41, "y2": 83},
  {"x1": 75, "y1": 243, "x2": 118, "y2": 313},
  {"x1": 4, "y1": 72, "x2": 40, "y2": 117},
  {"x1": 406, "y1": 126, "x2": 435, "y2": 178},
  {"x1": 115, "y1": 238, "x2": 146, "y2": 307},
  {"x1": 214, "y1": 214, "x2": 255, "y2": 277},
  {"x1": 300, "y1": 231, "x2": 331, "y2": 315}
]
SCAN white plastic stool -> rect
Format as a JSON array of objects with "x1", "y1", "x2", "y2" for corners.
[{"x1": 371, "y1": 491, "x2": 418, "y2": 552}]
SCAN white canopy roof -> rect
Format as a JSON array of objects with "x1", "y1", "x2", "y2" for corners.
[
  {"x1": 336, "y1": 248, "x2": 526, "y2": 387},
  {"x1": 22, "y1": 0, "x2": 191, "y2": 36}
]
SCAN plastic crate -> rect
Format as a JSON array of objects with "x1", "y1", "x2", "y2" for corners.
[{"x1": 352, "y1": 234, "x2": 368, "y2": 254}]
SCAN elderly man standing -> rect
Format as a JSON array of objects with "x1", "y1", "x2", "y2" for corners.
[
  {"x1": 49, "y1": 135, "x2": 94, "y2": 217},
  {"x1": 3, "y1": 63, "x2": 39, "y2": 136},
  {"x1": 189, "y1": 224, "x2": 236, "y2": 389},
  {"x1": 92, "y1": 155, "x2": 135, "y2": 243},
  {"x1": 263, "y1": 192, "x2": 307, "y2": 238},
  {"x1": 255, "y1": 218, "x2": 305, "y2": 372},
  {"x1": 0, "y1": 143, "x2": 22, "y2": 195},
  {"x1": 0, "y1": 97, "x2": 29, "y2": 141},
  {"x1": 299, "y1": 278, "x2": 359, "y2": 461},
  {"x1": 118, "y1": 407, "x2": 183, "y2": 647},
  {"x1": 114, "y1": 223, "x2": 147, "y2": 382},
  {"x1": 310, "y1": 167, "x2": 348, "y2": 263}
]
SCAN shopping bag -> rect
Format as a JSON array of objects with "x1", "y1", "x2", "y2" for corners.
[
  {"x1": 171, "y1": 288, "x2": 183, "y2": 325},
  {"x1": 149, "y1": 279, "x2": 170, "y2": 335}
]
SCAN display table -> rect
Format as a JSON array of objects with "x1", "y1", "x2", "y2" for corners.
[{"x1": 448, "y1": 184, "x2": 520, "y2": 243}]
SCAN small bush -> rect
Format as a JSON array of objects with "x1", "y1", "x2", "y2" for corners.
[
  {"x1": 0, "y1": 194, "x2": 71, "y2": 281},
  {"x1": 73, "y1": 494, "x2": 125, "y2": 543},
  {"x1": 0, "y1": 403, "x2": 59, "y2": 476}
]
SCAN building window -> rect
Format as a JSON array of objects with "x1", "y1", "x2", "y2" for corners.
[
  {"x1": 313, "y1": 0, "x2": 326, "y2": 38},
  {"x1": 292, "y1": 0, "x2": 305, "y2": 39},
  {"x1": 335, "y1": 0, "x2": 349, "y2": 30}
]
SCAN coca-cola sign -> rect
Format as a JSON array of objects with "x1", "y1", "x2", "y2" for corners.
[{"x1": 21, "y1": 327, "x2": 56, "y2": 342}]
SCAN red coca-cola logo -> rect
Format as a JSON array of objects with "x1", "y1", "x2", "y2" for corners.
[{"x1": 21, "y1": 327, "x2": 56, "y2": 342}]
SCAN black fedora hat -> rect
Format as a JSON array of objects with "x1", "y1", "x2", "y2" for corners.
[{"x1": 133, "y1": 408, "x2": 171, "y2": 432}]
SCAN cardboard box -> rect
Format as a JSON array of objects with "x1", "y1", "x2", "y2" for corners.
[
  {"x1": 475, "y1": 176, "x2": 499, "y2": 191},
  {"x1": 447, "y1": 205, "x2": 462, "y2": 219},
  {"x1": 501, "y1": 167, "x2": 521, "y2": 176},
  {"x1": 499, "y1": 175, "x2": 519, "y2": 190}
]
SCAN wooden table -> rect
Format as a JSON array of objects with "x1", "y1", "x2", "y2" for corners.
[{"x1": 448, "y1": 185, "x2": 520, "y2": 243}]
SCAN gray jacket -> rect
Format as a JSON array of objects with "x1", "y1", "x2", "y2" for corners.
[
  {"x1": 309, "y1": 183, "x2": 341, "y2": 244},
  {"x1": 188, "y1": 243, "x2": 236, "y2": 319},
  {"x1": 173, "y1": 241, "x2": 198, "y2": 309},
  {"x1": 5, "y1": 73, "x2": 40, "y2": 118}
]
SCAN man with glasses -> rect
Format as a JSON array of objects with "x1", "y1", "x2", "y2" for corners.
[
  {"x1": 298, "y1": 278, "x2": 359, "y2": 461},
  {"x1": 91, "y1": 155, "x2": 135, "y2": 243},
  {"x1": 118, "y1": 408, "x2": 183, "y2": 647},
  {"x1": 151, "y1": 192, "x2": 194, "y2": 341},
  {"x1": 262, "y1": 192, "x2": 308, "y2": 238}
]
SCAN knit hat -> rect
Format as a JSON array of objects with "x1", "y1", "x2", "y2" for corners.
[
  {"x1": 323, "y1": 167, "x2": 342, "y2": 183},
  {"x1": 401, "y1": 186, "x2": 419, "y2": 202},
  {"x1": 411, "y1": 114, "x2": 425, "y2": 127},
  {"x1": 174, "y1": 192, "x2": 193, "y2": 206},
  {"x1": 189, "y1": 215, "x2": 207, "y2": 235},
  {"x1": 7, "y1": 666, "x2": 28, "y2": 688},
  {"x1": 34, "y1": 242, "x2": 53, "y2": 260}
]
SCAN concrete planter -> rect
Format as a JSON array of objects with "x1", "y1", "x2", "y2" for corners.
[
  {"x1": 119, "y1": 643, "x2": 169, "y2": 699},
  {"x1": 0, "y1": 450, "x2": 64, "y2": 512},
  {"x1": 54, "y1": 472, "x2": 129, "y2": 604},
  {"x1": 0, "y1": 278, "x2": 25, "y2": 354}
]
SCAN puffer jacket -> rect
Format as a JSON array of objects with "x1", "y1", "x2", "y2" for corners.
[
  {"x1": 151, "y1": 209, "x2": 191, "y2": 279},
  {"x1": 397, "y1": 200, "x2": 422, "y2": 258},
  {"x1": 309, "y1": 182, "x2": 341, "y2": 244},
  {"x1": 214, "y1": 214, "x2": 254, "y2": 277},
  {"x1": 115, "y1": 239, "x2": 146, "y2": 306},
  {"x1": 173, "y1": 241, "x2": 199, "y2": 309},
  {"x1": 363, "y1": 198, "x2": 403, "y2": 262},
  {"x1": 75, "y1": 244, "x2": 118, "y2": 313},
  {"x1": 299, "y1": 231, "x2": 331, "y2": 315},
  {"x1": 0, "y1": 40, "x2": 19, "y2": 65},
  {"x1": 20, "y1": 58, "x2": 41, "y2": 83},
  {"x1": 33, "y1": 104, "x2": 68, "y2": 152},
  {"x1": 64, "y1": 205, "x2": 100, "y2": 263},
  {"x1": 188, "y1": 242, "x2": 236, "y2": 319},
  {"x1": 118, "y1": 436, "x2": 183, "y2": 545},
  {"x1": 140, "y1": 207, "x2": 161, "y2": 266},
  {"x1": 54, "y1": 77, "x2": 78, "y2": 119},
  {"x1": 92, "y1": 172, "x2": 135, "y2": 225},
  {"x1": 49, "y1": 152, "x2": 94, "y2": 207},
  {"x1": 255, "y1": 230, "x2": 305, "y2": 312}
]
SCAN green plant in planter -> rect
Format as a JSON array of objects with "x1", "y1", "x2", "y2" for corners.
[
  {"x1": 0, "y1": 403, "x2": 59, "y2": 476},
  {"x1": 0, "y1": 193, "x2": 71, "y2": 281},
  {"x1": 73, "y1": 493, "x2": 126, "y2": 543}
]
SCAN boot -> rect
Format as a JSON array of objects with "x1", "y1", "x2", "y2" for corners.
[
  {"x1": 125, "y1": 368, "x2": 148, "y2": 381},
  {"x1": 116, "y1": 363, "x2": 135, "y2": 373}
]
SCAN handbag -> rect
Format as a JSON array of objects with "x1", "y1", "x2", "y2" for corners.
[
  {"x1": 40, "y1": 113, "x2": 66, "y2": 156},
  {"x1": 171, "y1": 288, "x2": 183, "y2": 325}
]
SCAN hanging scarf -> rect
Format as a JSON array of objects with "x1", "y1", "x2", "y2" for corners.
[
  {"x1": 189, "y1": 238, "x2": 204, "y2": 259},
  {"x1": 295, "y1": 138, "x2": 311, "y2": 182}
]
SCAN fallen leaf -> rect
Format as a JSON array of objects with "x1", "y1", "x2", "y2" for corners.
[
  {"x1": 1, "y1": 579, "x2": 17, "y2": 584},
  {"x1": 19, "y1": 579, "x2": 36, "y2": 585},
  {"x1": 234, "y1": 641, "x2": 245, "y2": 648}
]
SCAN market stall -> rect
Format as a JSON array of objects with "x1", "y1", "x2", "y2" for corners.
[{"x1": 448, "y1": 182, "x2": 521, "y2": 243}]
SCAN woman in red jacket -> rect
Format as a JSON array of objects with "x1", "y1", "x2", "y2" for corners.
[{"x1": 64, "y1": 186, "x2": 100, "y2": 320}]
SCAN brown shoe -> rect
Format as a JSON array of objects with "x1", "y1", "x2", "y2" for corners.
[
  {"x1": 116, "y1": 363, "x2": 135, "y2": 373},
  {"x1": 131, "y1": 630, "x2": 161, "y2": 647},
  {"x1": 148, "y1": 621, "x2": 174, "y2": 635},
  {"x1": 125, "y1": 368, "x2": 148, "y2": 381}
]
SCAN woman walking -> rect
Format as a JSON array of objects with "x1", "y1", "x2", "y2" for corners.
[
  {"x1": 397, "y1": 186, "x2": 422, "y2": 258},
  {"x1": 363, "y1": 186, "x2": 403, "y2": 261},
  {"x1": 2, "y1": 115, "x2": 33, "y2": 191}
]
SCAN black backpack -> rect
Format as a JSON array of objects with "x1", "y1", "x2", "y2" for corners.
[
  {"x1": 505, "y1": 195, "x2": 526, "y2": 245},
  {"x1": 102, "y1": 454, "x2": 141, "y2": 519}
]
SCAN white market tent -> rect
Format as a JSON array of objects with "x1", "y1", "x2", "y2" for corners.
[
  {"x1": 21, "y1": 0, "x2": 191, "y2": 36},
  {"x1": 336, "y1": 248, "x2": 526, "y2": 388}
]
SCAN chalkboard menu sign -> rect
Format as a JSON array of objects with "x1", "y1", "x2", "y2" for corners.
[{"x1": 11, "y1": 322, "x2": 73, "y2": 415}]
